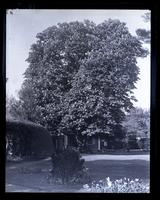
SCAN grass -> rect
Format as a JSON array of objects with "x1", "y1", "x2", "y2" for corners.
[
  {"x1": 85, "y1": 159, "x2": 149, "y2": 183},
  {"x1": 6, "y1": 155, "x2": 150, "y2": 192}
]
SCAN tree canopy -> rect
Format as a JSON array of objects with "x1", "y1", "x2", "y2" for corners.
[
  {"x1": 136, "y1": 12, "x2": 151, "y2": 44},
  {"x1": 122, "y1": 108, "x2": 150, "y2": 138},
  {"x1": 10, "y1": 19, "x2": 148, "y2": 140}
]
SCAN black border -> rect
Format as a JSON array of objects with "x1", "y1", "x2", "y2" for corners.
[
  {"x1": 1, "y1": 0, "x2": 159, "y2": 199},
  {"x1": 0, "y1": 0, "x2": 158, "y2": 9}
]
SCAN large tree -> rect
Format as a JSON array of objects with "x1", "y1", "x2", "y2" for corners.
[{"x1": 15, "y1": 19, "x2": 148, "y2": 140}]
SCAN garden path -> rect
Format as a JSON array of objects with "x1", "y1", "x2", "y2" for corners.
[{"x1": 83, "y1": 154, "x2": 149, "y2": 161}]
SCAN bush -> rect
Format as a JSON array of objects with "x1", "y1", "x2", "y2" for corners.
[
  {"x1": 49, "y1": 147, "x2": 90, "y2": 185},
  {"x1": 127, "y1": 135, "x2": 139, "y2": 150},
  {"x1": 138, "y1": 138, "x2": 150, "y2": 151},
  {"x1": 6, "y1": 119, "x2": 55, "y2": 160},
  {"x1": 82, "y1": 177, "x2": 149, "y2": 193}
]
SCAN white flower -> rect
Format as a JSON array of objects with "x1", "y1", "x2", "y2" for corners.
[
  {"x1": 81, "y1": 177, "x2": 149, "y2": 193},
  {"x1": 106, "y1": 177, "x2": 110, "y2": 182},
  {"x1": 96, "y1": 184, "x2": 100, "y2": 188},
  {"x1": 83, "y1": 184, "x2": 89, "y2": 189},
  {"x1": 106, "y1": 177, "x2": 112, "y2": 187}
]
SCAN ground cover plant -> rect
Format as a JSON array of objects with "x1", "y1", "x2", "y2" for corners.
[{"x1": 82, "y1": 177, "x2": 149, "y2": 193}]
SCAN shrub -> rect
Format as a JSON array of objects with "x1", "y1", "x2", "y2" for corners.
[
  {"x1": 82, "y1": 177, "x2": 149, "y2": 193},
  {"x1": 138, "y1": 138, "x2": 150, "y2": 151},
  {"x1": 6, "y1": 119, "x2": 55, "y2": 160},
  {"x1": 49, "y1": 147, "x2": 90, "y2": 185},
  {"x1": 127, "y1": 135, "x2": 139, "y2": 150}
]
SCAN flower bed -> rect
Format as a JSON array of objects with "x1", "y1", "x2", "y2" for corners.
[{"x1": 82, "y1": 177, "x2": 149, "y2": 193}]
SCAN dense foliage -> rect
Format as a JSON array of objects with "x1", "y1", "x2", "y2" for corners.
[
  {"x1": 10, "y1": 19, "x2": 148, "y2": 141},
  {"x1": 122, "y1": 108, "x2": 150, "y2": 138},
  {"x1": 6, "y1": 119, "x2": 55, "y2": 160},
  {"x1": 49, "y1": 147, "x2": 90, "y2": 184},
  {"x1": 122, "y1": 108, "x2": 150, "y2": 150}
]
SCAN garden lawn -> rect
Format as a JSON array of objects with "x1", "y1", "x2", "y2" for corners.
[
  {"x1": 85, "y1": 159, "x2": 149, "y2": 183},
  {"x1": 6, "y1": 155, "x2": 149, "y2": 192}
]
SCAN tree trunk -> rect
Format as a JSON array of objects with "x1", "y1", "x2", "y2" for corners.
[{"x1": 98, "y1": 137, "x2": 101, "y2": 151}]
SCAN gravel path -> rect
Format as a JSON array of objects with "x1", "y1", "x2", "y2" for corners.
[
  {"x1": 6, "y1": 154, "x2": 149, "y2": 170},
  {"x1": 83, "y1": 154, "x2": 150, "y2": 161}
]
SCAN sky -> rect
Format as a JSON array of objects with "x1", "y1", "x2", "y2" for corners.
[{"x1": 6, "y1": 9, "x2": 150, "y2": 109}]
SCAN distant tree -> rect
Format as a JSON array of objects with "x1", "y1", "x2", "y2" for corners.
[
  {"x1": 136, "y1": 12, "x2": 151, "y2": 44},
  {"x1": 6, "y1": 78, "x2": 13, "y2": 119},
  {"x1": 142, "y1": 12, "x2": 150, "y2": 23},
  {"x1": 7, "y1": 97, "x2": 23, "y2": 120},
  {"x1": 16, "y1": 20, "x2": 148, "y2": 142},
  {"x1": 122, "y1": 107, "x2": 150, "y2": 138},
  {"x1": 6, "y1": 96, "x2": 12, "y2": 119}
]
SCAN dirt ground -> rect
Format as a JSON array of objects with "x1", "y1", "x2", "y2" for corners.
[{"x1": 5, "y1": 154, "x2": 150, "y2": 193}]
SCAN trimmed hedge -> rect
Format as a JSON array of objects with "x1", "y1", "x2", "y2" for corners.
[{"x1": 6, "y1": 119, "x2": 55, "y2": 159}]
